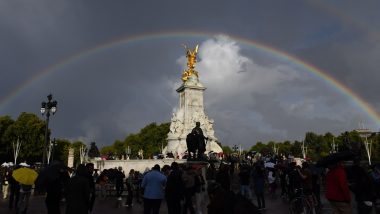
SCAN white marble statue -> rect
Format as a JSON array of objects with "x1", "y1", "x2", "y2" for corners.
[{"x1": 163, "y1": 45, "x2": 223, "y2": 158}]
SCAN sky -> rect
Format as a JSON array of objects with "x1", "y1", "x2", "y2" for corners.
[{"x1": 1, "y1": 0, "x2": 380, "y2": 150}]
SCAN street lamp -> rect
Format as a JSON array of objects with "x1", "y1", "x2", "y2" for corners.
[
  {"x1": 232, "y1": 145, "x2": 238, "y2": 153},
  {"x1": 41, "y1": 94, "x2": 58, "y2": 166},
  {"x1": 51, "y1": 138, "x2": 56, "y2": 163}
]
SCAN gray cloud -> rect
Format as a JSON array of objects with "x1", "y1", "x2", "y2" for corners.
[{"x1": 0, "y1": 1, "x2": 379, "y2": 149}]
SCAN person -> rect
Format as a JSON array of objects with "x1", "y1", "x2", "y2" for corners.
[
  {"x1": 165, "y1": 162, "x2": 184, "y2": 214},
  {"x1": 278, "y1": 165, "x2": 288, "y2": 198},
  {"x1": 325, "y1": 161, "x2": 352, "y2": 214},
  {"x1": 298, "y1": 162, "x2": 316, "y2": 211},
  {"x1": 182, "y1": 165, "x2": 196, "y2": 214},
  {"x1": 252, "y1": 165, "x2": 265, "y2": 210},
  {"x1": 238, "y1": 165, "x2": 251, "y2": 200},
  {"x1": 134, "y1": 171, "x2": 143, "y2": 204},
  {"x1": 311, "y1": 164, "x2": 323, "y2": 209},
  {"x1": 1, "y1": 168, "x2": 9, "y2": 199},
  {"x1": 191, "y1": 122, "x2": 208, "y2": 160},
  {"x1": 115, "y1": 166, "x2": 125, "y2": 200},
  {"x1": 267, "y1": 169, "x2": 277, "y2": 198},
  {"x1": 207, "y1": 182, "x2": 235, "y2": 214},
  {"x1": 186, "y1": 132, "x2": 197, "y2": 160},
  {"x1": 8, "y1": 167, "x2": 20, "y2": 209},
  {"x1": 206, "y1": 163, "x2": 216, "y2": 183},
  {"x1": 141, "y1": 164, "x2": 167, "y2": 214},
  {"x1": 194, "y1": 167, "x2": 206, "y2": 214},
  {"x1": 85, "y1": 163, "x2": 96, "y2": 211},
  {"x1": 215, "y1": 164, "x2": 231, "y2": 192},
  {"x1": 287, "y1": 162, "x2": 302, "y2": 200},
  {"x1": 17, "y1": 184, "x2": 32, "y2": 214},
  {"x1": 65, "y1": 164, "x2": 90, "y2": 214},
  {"x1": 96, "y1": 171, "x2": 109, "y2": 200},
  {"x1": 125, "y1": 169, "x2": 135, "y2": 208},
  {"x1": 44, "y1": 161, "x2": 70, "y2": 214},
  {"x1": 350, "y1": 164, "x2": 376, "y2": 214}
]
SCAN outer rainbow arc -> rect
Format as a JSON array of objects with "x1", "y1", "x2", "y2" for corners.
[{"x1": 0, "y1": 30, "x2": 379, "y2": 127}]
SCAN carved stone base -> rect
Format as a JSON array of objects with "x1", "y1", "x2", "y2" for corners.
[{"x1": 164, "y1": 73, "x2": 223, "y2": 159}]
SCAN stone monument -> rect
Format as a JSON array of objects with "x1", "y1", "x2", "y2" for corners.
[{"x1": 163, "y1": 45, "x2": 223, "y2": 158}]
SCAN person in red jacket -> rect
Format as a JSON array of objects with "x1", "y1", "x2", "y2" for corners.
[{"x1": 325, "y1": 161, "x2": 352, "y2": 214}]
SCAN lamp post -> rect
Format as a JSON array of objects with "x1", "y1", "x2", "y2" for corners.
[
  {"x1": 232, "y1": 145, "x2": 238, "y2": 153},
  {"x1": 46, "y1": 138, "x2": 57, "y2": 165},
  {"x1": 51, "y1": 138, "x2": 56, "y2": 163},
  {"x1": 40, "y1": 94, "x2": 57, "y2": 167}
]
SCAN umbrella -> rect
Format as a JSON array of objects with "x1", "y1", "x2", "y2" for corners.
[
  {"x1": 19, "y1": 162, "x2": 30, "y2": 167},
  {"x1": 316, "y1": 151, "x2": 356, "y2": 167},
  {"x1": 12, "y1": 167, "x2": 38, "y2": 185}
]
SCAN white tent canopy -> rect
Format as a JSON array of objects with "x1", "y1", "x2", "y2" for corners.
[
  {"x1": 1, "y1": 162, "x2": 14, "y2": 167},
  {"x1": 19, "y1": 162, "x2": 29, "y2": 167}
]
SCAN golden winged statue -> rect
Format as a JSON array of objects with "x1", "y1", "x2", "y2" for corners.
[{"x1": 181, "y1": 44, "x2": 199, "y2": 82}]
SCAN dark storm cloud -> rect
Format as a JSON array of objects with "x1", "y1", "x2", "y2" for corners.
[{"x1": 1, "y1": 0, "x2": 379, "y2": 148}]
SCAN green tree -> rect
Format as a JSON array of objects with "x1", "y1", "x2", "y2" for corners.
[
  {"x1": 100, "y1": 145, "x2": 115, "y2": 156},
  {"x1": 124, "y1": 133, "x2": 141, "y2": 159},
  {"x1": 71, "y1": 141, "x2": 86, "y2": 166},
  {"x1": 0, "y1": 115, "x2": 15, "y2": 163},
  {"x1": 222, "y1": 146, "x2": 232, "y2": 154},
  {"x1": 250, "y1": 142, "x2": 269, "y2": 154},
  {"x1": 291, "y1": 141, "x2": 302, "y2": 158},
  {"x1": 53, "y1": 139, "x2": 71, "y2": 165},
  {"x1": 117, "y1": 122, "x2": 170, "y2": 159},
  {"x1": 3, "y1": 112, "x2": 46, "y2": 163},
  {"x1": 113, "y1": 140, "x2": 125, "y2": 158},
  {"x1": 278, "y1": 141, "x2": 292, "y2": 157}
]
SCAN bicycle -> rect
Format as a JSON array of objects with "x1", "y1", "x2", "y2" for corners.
[{"x1": 289, "y1": 188, "x2": 314, "y2": 214}]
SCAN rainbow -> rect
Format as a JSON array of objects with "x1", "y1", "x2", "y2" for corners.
[{"x1": 1, "y1": 31, "x2": 379, "y2": 126}]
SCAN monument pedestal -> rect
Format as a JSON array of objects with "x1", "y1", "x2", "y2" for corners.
[{"x1": 164, "y1": 74, "x2": 223, "y2": 158}]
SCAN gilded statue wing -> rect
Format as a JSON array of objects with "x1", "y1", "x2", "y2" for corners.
[{"x1": 182, "y1": 44, "x2": 189, "y2": 55}]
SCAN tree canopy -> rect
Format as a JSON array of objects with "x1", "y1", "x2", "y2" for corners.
[
  {"x1": 100, "y1": 122, "x2": 170, "y2": 159},
  {"x1": 1, "y1": 112, "x2": 379, "y2": 164},
  {"x1": 248, "y1": 131, "x2": 380, "y2": 162},
  {"x1": 0, "y1": 112, "x2": 87, "y2": 165}
]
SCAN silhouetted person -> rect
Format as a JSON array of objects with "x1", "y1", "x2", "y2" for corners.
[
  {"x1": 252, "y1": 165, "x2": 265, "y2": 210},
  {"x1": 85, "y1": 163, "x2": 96, "y2": 212},
  {"x1": 8, "y1": 168, "x2": 20, "y2": 209},
  {"x1": 191, "y1": 122, "x2": 208, "y2": 160},
  {"x1": 45, "y1": 161, "x2": 69, "y2": 214},
  {"x1": 115, "y1": 167, "x2": 125, "y2": 200},
  {"x1": 125, "y1": 169, "x2": 135, "y2": 207},
  {"x1": 350, "y1": 164, "x2": 376, "y2": 214},
  {"x1": 165, "y1": 162, "x2": 184, "y2": 214},
  {"x1": 65, "y1": 164, "x2": 90, "y2": 214}
]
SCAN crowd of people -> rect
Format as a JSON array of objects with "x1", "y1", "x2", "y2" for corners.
[{"x1": 1, "y1": 156, "x2": 380, "y2": 214}]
